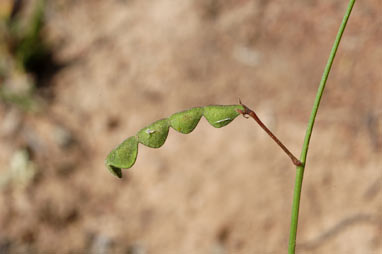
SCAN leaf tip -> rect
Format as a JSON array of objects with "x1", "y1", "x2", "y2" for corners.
[{"x1": 106, "y1": 162, "x2": 123, "y2": 178}]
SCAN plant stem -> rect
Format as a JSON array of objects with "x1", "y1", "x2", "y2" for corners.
[
  {"x1": 238, "y1": 102, "x2": 302, "y2": 167},
  {"x1": 288, "y1": 0, "x2": 356, "y2": 253}
]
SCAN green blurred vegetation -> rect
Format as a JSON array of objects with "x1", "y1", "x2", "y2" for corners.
[{"x1": 0, "y1": 0, "x2": 50, "y2": 111}]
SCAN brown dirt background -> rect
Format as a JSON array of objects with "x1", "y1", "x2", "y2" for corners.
[{"x1": 0, "y1": 0, "x2": 381, "y2": 253}]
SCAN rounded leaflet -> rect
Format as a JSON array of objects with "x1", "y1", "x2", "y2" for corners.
[
  {"x1": 105, "y1": 136, "x2": 138, "y2": 178},
  {"x1": 137, "y1": 118, "x2": 170, "y2": 148},
  {"x1": 203, "y1": 105, "x2": 244, "y2": 128},
  {"x1": 169, "y1": 107, "x2": 204, "y2": 134}
]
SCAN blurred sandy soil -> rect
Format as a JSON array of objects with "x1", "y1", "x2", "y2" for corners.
[{"x1": 0, "y1": 0, "x2": 381, "y2": 253}]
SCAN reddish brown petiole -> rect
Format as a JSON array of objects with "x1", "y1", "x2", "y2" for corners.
[{"x1": 238, "y1": 100, "x2": 303, "y2": 167}]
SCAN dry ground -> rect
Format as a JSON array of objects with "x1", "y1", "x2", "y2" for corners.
[{"x1": 0, "y1": 0, "x2": 381, "y2": 253}]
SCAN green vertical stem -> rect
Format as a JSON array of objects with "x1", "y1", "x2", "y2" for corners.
[{"x1": 288, "y1": 0, "x2": 356, "y2": 253}]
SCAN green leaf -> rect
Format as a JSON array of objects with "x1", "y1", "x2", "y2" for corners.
[
  {"x1": 105, "y1": 136, "x2": 138, "y2": 178},
  {"x1": 169, "y1": 107, "x2": 204, "y2": 134},
  {"x1": 136, "y1": 119, "x2": 170, "y2": 148},
  {"x1": 203, "y1": 105, "x2": 243, "y2": 128},
  {"x1": 106, "y1": 104, "x2": 244, "y2": 178}
]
